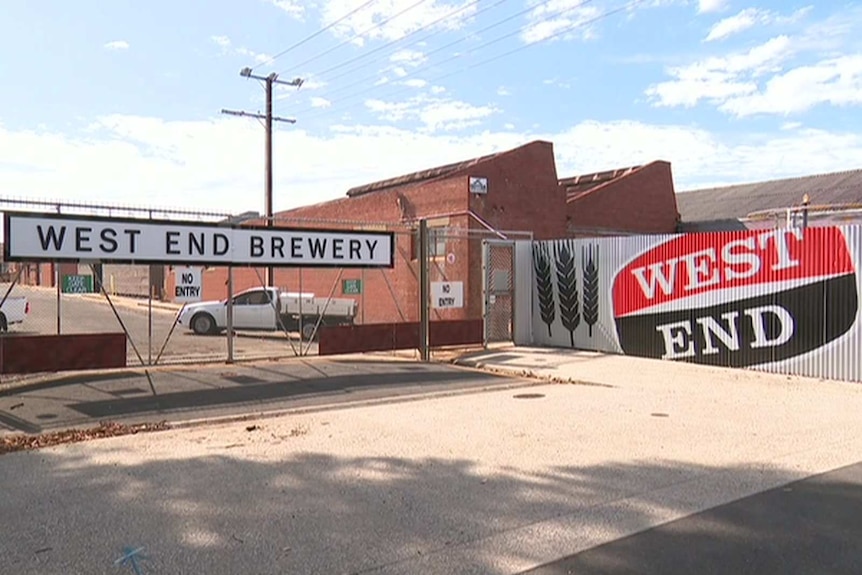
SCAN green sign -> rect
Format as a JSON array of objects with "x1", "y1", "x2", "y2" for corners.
[
  {"x1": 342, "y1": 279, "x2": 362, "y2": 295},
  {"x1": 62, "y1": 274, "x2": 94, "y2": 294}
]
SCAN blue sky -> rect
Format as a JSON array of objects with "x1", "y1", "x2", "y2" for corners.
[{"x1": 1, "y1": 0, "x2": 861, "y2": 217}]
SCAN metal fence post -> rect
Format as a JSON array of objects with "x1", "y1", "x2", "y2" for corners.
[
  {"x1": 482, "y1": 239, "x2": 489, "y2": 348},
  {"x1": 227, "y1": 266, "x2": 234, "y2": 364},
  {"x1": 419, "y1": 219, "x2": 430, "y2": 362},
  {"x1": 148, "y1": 267, "x2": 153, "y2": 365},
  {"x1": 55, "y1": 265, "x2": 61, "y2": 335}
]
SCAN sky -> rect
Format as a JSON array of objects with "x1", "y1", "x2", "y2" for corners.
[{"x1": 1, "y1": 0, "x2": 861, "y2": 219}]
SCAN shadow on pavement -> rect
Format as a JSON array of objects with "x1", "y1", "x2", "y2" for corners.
[
  {"x1": 69, "y1": 369, "x2": 499, "y2": 419},
  {"x1": 0, "y1": 361, "x2": 518, "y2": 433},
  {"x1": 3, "y1": 450, "x2": 861, "y2": 574},
  {"x1": 521, "y1": 462, "x2": 862, "y2": 575}
]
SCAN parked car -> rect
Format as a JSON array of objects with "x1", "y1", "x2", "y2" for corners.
[
  {"x1": 177, "y1": 287, "x2": 356, "y2": 340},
  {"x1": 0, "y1": 296, "x2": 29, "y2": 332}
]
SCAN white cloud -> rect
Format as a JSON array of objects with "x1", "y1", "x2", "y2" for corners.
[
  {"x1": 646, "y1": 36, "x2": 794, "y2": 107},
  {"x1": 705, "y1": 6, "x2": 814, "y2": 42},
  {"x1": 719, "y1": 55, "x2": 862, "y2": 117},
  {"x1": 391, "y1": 66, "x2": 408, "y2": 78},
  {"x1": 543, "y1": 77, "x2": 572, "y2": 89},
  {"x1": 364, "y1": 95, "x2": 498, "y2": 131},
  {"x1": 430, "y1": 85, "x2": 446, "y2": 94},
  {"x1": 310, "y1": 97, "x2": 332, "y2": 108},
  {"x1": 504, "y1": 123, "x2": 516, "y2": 130},
  {"x1": 705, "y1": 8, "x2": 762, "y2": 41},
  {"x1": 390, "y1": 49, "x2": 426, "y2": 67},
  {"x1": 521, "y1": 0, "x2": 601, "y2": 44},
  {"x1": 403, "y1": 79, "x2": 428, "y2": 88},
  {"x1": 270, "y1": 0, "x2": 304, "y2": 19},
  {"x1": 698, "y1": 0, "x2": 728, "y2": 14},
  {"x1": 4, "y1": 116, "x2": 862, "y2": 216},
  {"x1": 497, "y1": 86, "x2": 511, "y2": 96},
  {"x1": 299, "y1": 79, "x2": 327, "y2": 90},
  {"x1": 781, "y1": 121, "x2": 802, "y2": 130},
  {"x1": 210, "y1": 35, "x2": 272, "y2": 65},
  {"x1": 210, "y1": 35, "x2": 231, "y2": 49},
  {"x1": 320, "y1": 0, "x2": 477, "y2": 42},
  {"x1": 104, "y1": 40, "x2": 129, "y2": 51},
  {"x1": 235, "y1": 46, "x2": 272, "y2": 64}
]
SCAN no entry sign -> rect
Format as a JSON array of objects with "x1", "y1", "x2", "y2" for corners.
[{"x1": 174, "y1": 267, "x2": 203, "y2": 302}]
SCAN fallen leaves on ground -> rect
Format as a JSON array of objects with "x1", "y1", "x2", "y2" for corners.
[{"x1": 0, "y1": 421, "x2": 171, "y2": 455}]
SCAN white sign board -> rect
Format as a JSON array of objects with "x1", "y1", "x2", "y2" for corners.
[
  {"x1": 469, "y1": 176, "x2": 488, "y2": 195},
  {"x1": 174, "y1": 266, "x2": 203, "y2": 303},
  {"x1": 431, "y1": 281, "x2": 464, "y2": 309},
  {"x1": 3, "y1": 212, "x2": 394, "y2": 268}
]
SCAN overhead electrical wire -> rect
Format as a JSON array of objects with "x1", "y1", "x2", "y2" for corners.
[
  {"x1": 309, "y1": 0, "x2": 589, "y2": 100},
  {"x1": 312, "y1": 0, "x2": 497, "y2": 81},
  {"x1": 292, "y1": 0, "x2": 602, "y2": 118},
  {"x1": 300, "y1": 0, "x2": 644, "y2": 123},
  {"x1": 277, "y1": 0, "x2": 433, "y2": 76},
  {"x1": 250, "y1": 0, "x2": 380, "y2": 71}
]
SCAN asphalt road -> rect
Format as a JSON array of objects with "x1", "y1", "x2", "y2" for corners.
[
  {"x1": 3, "y1": 360, "x2": 862, "y2": 575},
  {"x1": 521, "y1": 462, "x2": 862, "y2": 575},
  {"x1": 0, "y1": 358, "x2": 519, "y2": 434},
  {"x1": 2, "y1": 285, "x2": 315, "y2": 363}
]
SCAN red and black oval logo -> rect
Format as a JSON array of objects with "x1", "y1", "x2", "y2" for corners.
[{"x1": 612, "y1": 227, "x2": 858, "y2": 367}]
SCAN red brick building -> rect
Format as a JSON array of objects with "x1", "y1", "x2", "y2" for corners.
[{"x1": 169, "y1": 139, "x2": 679, "y2": 325}]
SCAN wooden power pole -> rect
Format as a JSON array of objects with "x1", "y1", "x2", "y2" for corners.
[{"x1": 222, "y1": 67, "x2": 303, "y2": 287}]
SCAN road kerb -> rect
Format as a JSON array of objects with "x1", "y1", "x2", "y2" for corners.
[
  {"x1": 451, "y1": 357, "x2": 615, "y2": 388},
  {"x1": 167, "y1": 377, "x2": 544, "y2": 431}
]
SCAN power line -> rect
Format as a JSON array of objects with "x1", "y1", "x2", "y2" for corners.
[
  {"x1": 302, "y1": 0, "x2": 643, "y2": 123},
  {"x1": 318, "y1": 0, "x2": 547, "y2": 87},
  {"x1": 251, "y1": 0, "x2": 380, "y2": 71},
  {"x1": 277, "y1": 0, "x2": 432, "y2": 76},
  {"x1": 295, "y1": 0, "x2": 600, "y2": 117},
  {"x1": 298, "y1": 0, "x2": 596, "y2": 108},
  {"x1": 311, "y1": 0, "x2": 493, "y2": 81}
]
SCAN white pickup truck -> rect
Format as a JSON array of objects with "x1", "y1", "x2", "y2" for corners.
[
  {"x1": 178, "y1": 287, "x2": 356, "y2": 340},
  {"x1": 0, "y1": 296, "x2": 29, "y2": 333}
]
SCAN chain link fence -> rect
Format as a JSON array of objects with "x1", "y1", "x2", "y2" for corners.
[{"x1": 0, "y1": 198, "x2": 532, "y2": 374}]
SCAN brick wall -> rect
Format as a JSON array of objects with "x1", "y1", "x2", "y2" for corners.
[
  {"x1": 566, "y1": 161, "x2": 679, "y2": 235},
  {"x1": 467, "y1": 140, "x2": 567, "y2": 240},
  {"x1": 166, "y1": 141, "x2": 676, "y2": 324}
]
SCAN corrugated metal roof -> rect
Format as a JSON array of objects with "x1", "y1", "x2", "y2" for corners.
[
  {"x1": 559, "y1": 165, "x2": 641, "y2": 201},
  {"x1": 345, "y1": 151, "x2": 501, "y2": 197},
  {"x1": 677, "y1": 168, "x2": 862, "y2": 222}
]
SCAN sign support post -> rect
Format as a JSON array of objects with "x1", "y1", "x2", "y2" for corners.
[
  {"x1": 419, "y1": 219, "x2": 430, "y2": 362},
  {"x1": 55, "y1": 265, "x2": 61, "y2": 335},
  {"x1": 227, "y1": 267, "x2": 234, "y2": 364}
]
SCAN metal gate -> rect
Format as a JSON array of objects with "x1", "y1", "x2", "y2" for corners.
[{"x1": 482, "y1": 239, "x2": 515, "y2": 344}]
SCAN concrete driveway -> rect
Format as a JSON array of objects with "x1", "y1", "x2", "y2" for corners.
[{"x1": 3, "y1": 349, "x2": 862, "y2": 574}]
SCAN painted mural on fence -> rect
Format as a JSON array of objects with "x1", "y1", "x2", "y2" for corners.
[{"x1": 532, "y1": 227, "x2": 862, "y2": 381}]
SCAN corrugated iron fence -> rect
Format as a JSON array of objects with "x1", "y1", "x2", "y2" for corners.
[{"x1": 528, "y1": 225, "x2": 862, "y2": 383}]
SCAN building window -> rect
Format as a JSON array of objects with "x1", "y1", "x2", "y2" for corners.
[
  {"x1": 411, "y1": 226, "x2": 448, "y2": 260},
  {"x1": 429, "y1": 226, "x2": 447, "y2": 258}
]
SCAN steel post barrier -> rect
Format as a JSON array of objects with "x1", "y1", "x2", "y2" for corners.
[
  {"x1": 419, "y1": 219, "x2": 430, "y2": 362},
  {"x1": 226, "y1": 266, "x2": 234, "y2": 364}
]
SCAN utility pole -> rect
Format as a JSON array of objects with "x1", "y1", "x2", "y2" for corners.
[{"x1": 222, "y1": 67, "x2": 303, "y2": 287}]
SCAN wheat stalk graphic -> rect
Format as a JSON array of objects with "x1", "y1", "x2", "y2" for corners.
[
  {"x1": 582, "y1": 244, "x2": 599, "y2": 337},
  {"x1": 533, "y1": 243, "x2": 556, "y2": 337},
  {"x1": 554, "y1": 240, "x2": 580, "y2": 347}
]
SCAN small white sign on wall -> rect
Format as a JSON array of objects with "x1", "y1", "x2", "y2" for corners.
[
  {"x1": 174, "y1": 266, "x2": 203, "y2": 302},
  {"x1": 431, "y1": 281, "x2": 464, "y2": 309}
]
